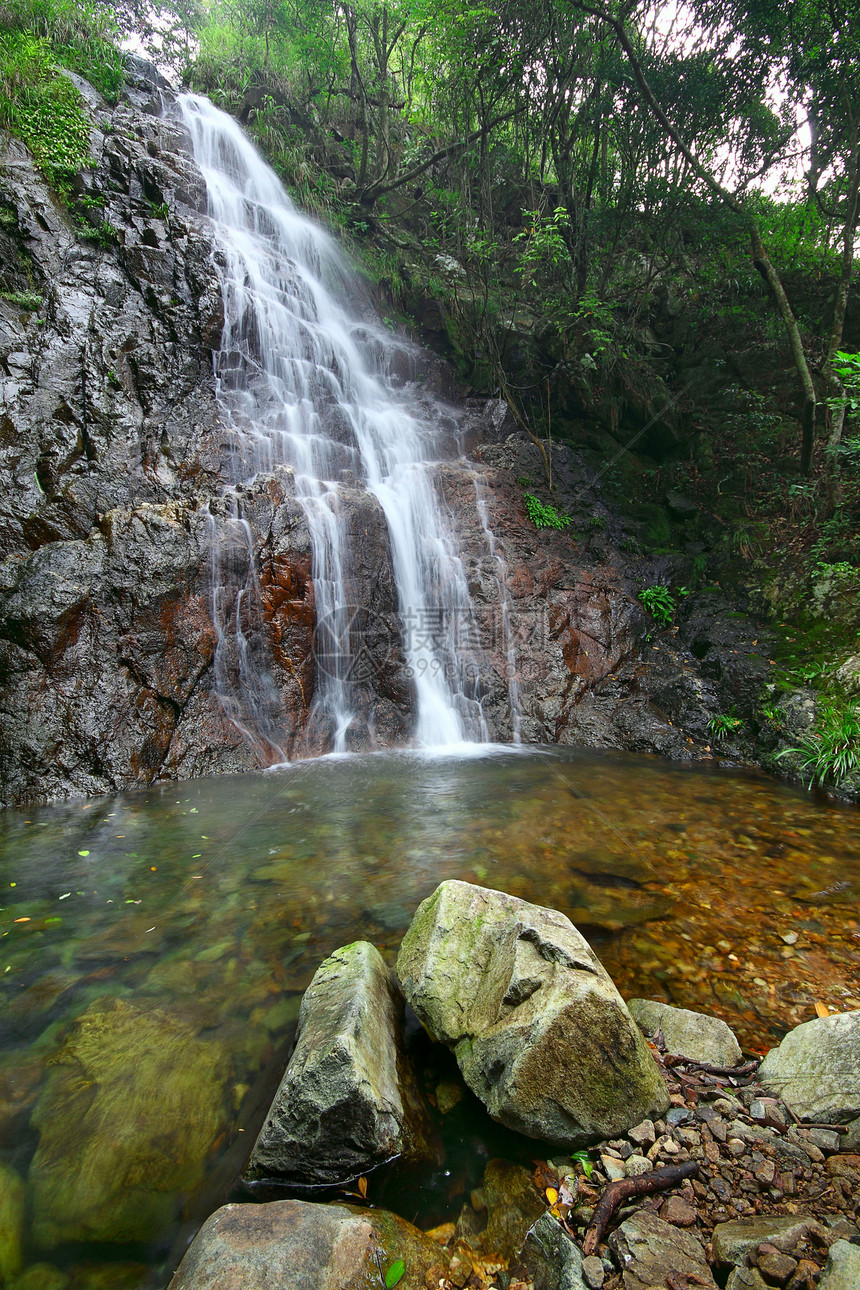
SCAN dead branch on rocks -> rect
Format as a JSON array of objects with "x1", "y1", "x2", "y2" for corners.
[{"x1": 582, "y1": 1161, "x2": 700, "y2": 1256}]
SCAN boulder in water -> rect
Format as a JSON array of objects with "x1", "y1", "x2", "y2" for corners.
[
  {"x1": 167, "y1": 1199, "x2": 450, "y2": 1290},
  {"x1": 0, "y1": 1162, "x2": 25, "y2": 1283},
  {"x1": 396, "y1": 881, "x2": 669, "y2": 1146},
  {"x1": 245, "y1": 940, "x2": 434, "y2": 1186},
  {"x1": 28, "y1": 997, "x2": 228, "y2": 1248}
]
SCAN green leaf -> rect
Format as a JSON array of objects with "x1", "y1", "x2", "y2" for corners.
[{"x1": 385, "y1": 1260, "x2": 405, "y2": 1288}]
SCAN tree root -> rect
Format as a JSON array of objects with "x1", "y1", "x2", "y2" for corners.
[{"x1": 582, "y1": 1160, "x2": 700, "y2": 1256}]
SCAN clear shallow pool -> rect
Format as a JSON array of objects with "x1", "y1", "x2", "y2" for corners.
[{"x1": 1, "y1": 747, "x2": 859, "y2": 1287}]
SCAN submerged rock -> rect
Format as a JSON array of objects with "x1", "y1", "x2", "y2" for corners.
[
  {"x1": 627, "y1": 998, "x2": 743, "y2": 1067},
  {"x1": 167, "y1": 1199, "x2": 450, "y2": 1290},
  {"x1": 0, "y1": 1162, "x2": 25, "y2": 1283},
  {"x1": 758, "y1": 1012, "x2": 860, "y2": 1123},
  {"x1": 28, "y1": 997, "x2": 228, "y2": 1248},
  {"x1": 396, "y1": 881, "x2": 668, "y2": 1146},
  {"x1": 245, "y1": 941, "x2": 433, "y2": 1186}
]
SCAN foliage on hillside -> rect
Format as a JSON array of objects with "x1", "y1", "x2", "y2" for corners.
[{"x1": 0, "y1": 0, "x2": 124, "y2": 189}]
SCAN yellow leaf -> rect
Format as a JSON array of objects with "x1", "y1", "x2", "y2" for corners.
[
  {"x1": 814, "y1": 1000, "x2": 829, "y2": 1019},
  {"x1": 545, "y1": 1187, "x2": 558, "y2": 1205},
  {"x1": 358, "y1": 1176, "x2": 368, "y2": 1199}
]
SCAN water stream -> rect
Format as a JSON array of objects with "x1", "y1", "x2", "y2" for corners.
[
  {"x1": 179, "y1": 95, "x2": 505, "y2": 756},
  {"x1": 1, "y1": 749, "x2": 858, "y2": 1287}
]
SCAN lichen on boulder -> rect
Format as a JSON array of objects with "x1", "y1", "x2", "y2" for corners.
[
  {"x1": 245, "y1": 940, "x2": 434, "y2": 1186},
  {"x1": 396, "y1": 880, "x2": 669, "y2": 1146}
]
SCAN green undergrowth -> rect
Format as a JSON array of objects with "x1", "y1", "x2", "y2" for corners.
[{"x1": 0, "y1": 0, "x2": 123, "y2": 192}]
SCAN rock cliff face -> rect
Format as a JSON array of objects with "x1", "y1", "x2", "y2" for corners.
[{"x1": 0, "y1": 59, "x2": 741, "y2": 807}]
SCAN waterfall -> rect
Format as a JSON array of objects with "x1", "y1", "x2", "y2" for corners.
[{"x1": 178, "y1": 94, "x2": 512, "y2": 754}]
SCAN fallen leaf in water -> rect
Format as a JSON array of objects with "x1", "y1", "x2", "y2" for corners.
[
  {"x1": 358, "y1": 1176, "x2": 367, "y2": 1198},
  {"x1": 814, "y1": 1000, "x2": 830, "y2": 1018},
  {"x1": 545, "y1": 1186, "x2": 558, "y2": 1205}
]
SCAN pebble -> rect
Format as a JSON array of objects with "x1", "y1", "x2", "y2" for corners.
[
  {"x1": 581, "y1": 1253, "x2": 605, "y2": 1289},
  {"x1": 660, "y1": 1195, "x2": 697, "y2": 1227},
  {"x1": 781, "y1": 931, "x2": 799, "y2": 945},
  {"x1": 599, "y1": 1155, "x2": 626, "y2": 1183},
  {"x1": 625, "y1": 1154, "x2": 652, "y2": 1178},
  {"x1": 628, "y1": 1119, "x2": 656, "y2": 1148},
  {"x1": 756, "y1": 1248, "x2": 798, "y2": 1283}
]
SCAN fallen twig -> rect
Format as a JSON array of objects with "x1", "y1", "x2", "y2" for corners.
[
  {"x1": 582, "y1": 1161, "x2": 699, "y2": 1256},
  {"x1": 663, "y1": 1057, "x2": 759, "y2": 1078}
]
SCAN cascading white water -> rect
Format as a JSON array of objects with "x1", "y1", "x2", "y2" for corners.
[{"x1": 179, "y1": 93, "x2": 506, "y2": 753}]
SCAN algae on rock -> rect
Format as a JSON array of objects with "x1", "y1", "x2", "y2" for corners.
[{"x1": 28, "y1": 997, "x2": 229, "y2": 1248}]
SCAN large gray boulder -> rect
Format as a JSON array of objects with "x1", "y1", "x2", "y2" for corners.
[
  {"x1": 245, "y1": 941, "x2": 431, "y2": 1186},
  {"x1": 396, "y1": 881, "x2": 669, "y2": 1147},
  {"x1": 819, "y1": 1239, "x2": 860, "y2": 1290},
  {"x1": 627, "y1": 998, "x2": 743, "y2": 1067},
  {"x1": 758, "y1": 1011, "x2": 860, "y2": 1123},
  {"x1": 168, "y1": 1199, "x2": 450, "y2": 1290}
]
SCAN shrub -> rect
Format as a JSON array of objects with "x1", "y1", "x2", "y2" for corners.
[
  {"x1": 523, "y1": 492, "x2": 571, "y2": 531},
  {"x1": 637, "y1": 584, "x2": 676, "y2": 627},
  {"x1": 776, "y1": 700, "x2": 860, "y2": 788}
]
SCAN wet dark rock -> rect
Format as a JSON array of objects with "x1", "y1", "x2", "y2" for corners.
[
  {"x1": 606, "y1": 1211, "x2": 716, "y2": 1289},
  {"x1": 397, "y1": 880, "x2": 669, "y2": 1147},
  {"x1": 244, "y1": 941, "x2": 433, "y2": 1186},
  {"x1": 519, "y1": 1211, "x2": 588, "y2": 1290},
  {"x1": 167, "y1": 1199, "x2": 451, "y2": 1290}
]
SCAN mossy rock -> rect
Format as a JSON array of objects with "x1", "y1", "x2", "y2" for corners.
[
  {"x1": 28, "y1": 997, "x2": 229, "y2": 1248},
  {"x1": 0, "y1": 1162, "x2": 26, "y2": 1282}
]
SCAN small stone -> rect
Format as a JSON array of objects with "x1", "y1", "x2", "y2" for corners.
[
  {"x1": 660, "y1": 1196, "x2": 697, "y2": 1226},
  {"x1": 713, "y1": 1098, "x2": 735, "y2": 1116},
  {"x1": 826, "y1": 1153, "x2": 860, "y2": 1177},
  {"x1": 801, "y1": 1141, "x2": 825, "y2": 1163},
  {"x1": 755, "y1": 1160, "x2": 777, "y2": 1186},
  {"x1": 785, "y1": 1259, "x2": 819, "y2": 1290},
  {"x1": 781, "y1": 932, "x2": 799, "y2": 945},
  {"x1": 804, "y1": 1128, "x2": 840, "y2": 1152},
  {"x1": 470, "y1": 1188, "x2": 487, "y2": 1213},
  {"x1": 729, "y1": 1138, "x2": 747, "y2": 1157},
  {"x1": 727, "y1": 1270, "x2": 769, "y2": 1290},
  {"x1": 600, "y1": 1155, "x2": 626, "y2": 1182},
  {"x1": 582, "y1": 1253, "x2": 605, "y2": 1288},
  {"x1": 625, "y1": 1155, "x2": 652, "y2": 1178},
  {"x1": 628, "y1": 1119, "x2": 656, "y2": 1149},
  {"x1": 750, "y1": 1099, "x2": 787, "y2": 1131},
  {"x1": 756, "y1": 1249, "x2": 798, "y2": 1284}
]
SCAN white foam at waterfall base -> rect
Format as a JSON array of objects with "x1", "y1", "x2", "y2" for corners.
[{"x1": 178, "y1": 93, "x2": 517, "y2": 754}]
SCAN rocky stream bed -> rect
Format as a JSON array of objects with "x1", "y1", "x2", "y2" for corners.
[{"x1": 163, "y1": 881, "x2": 860, "y2": 1290}]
